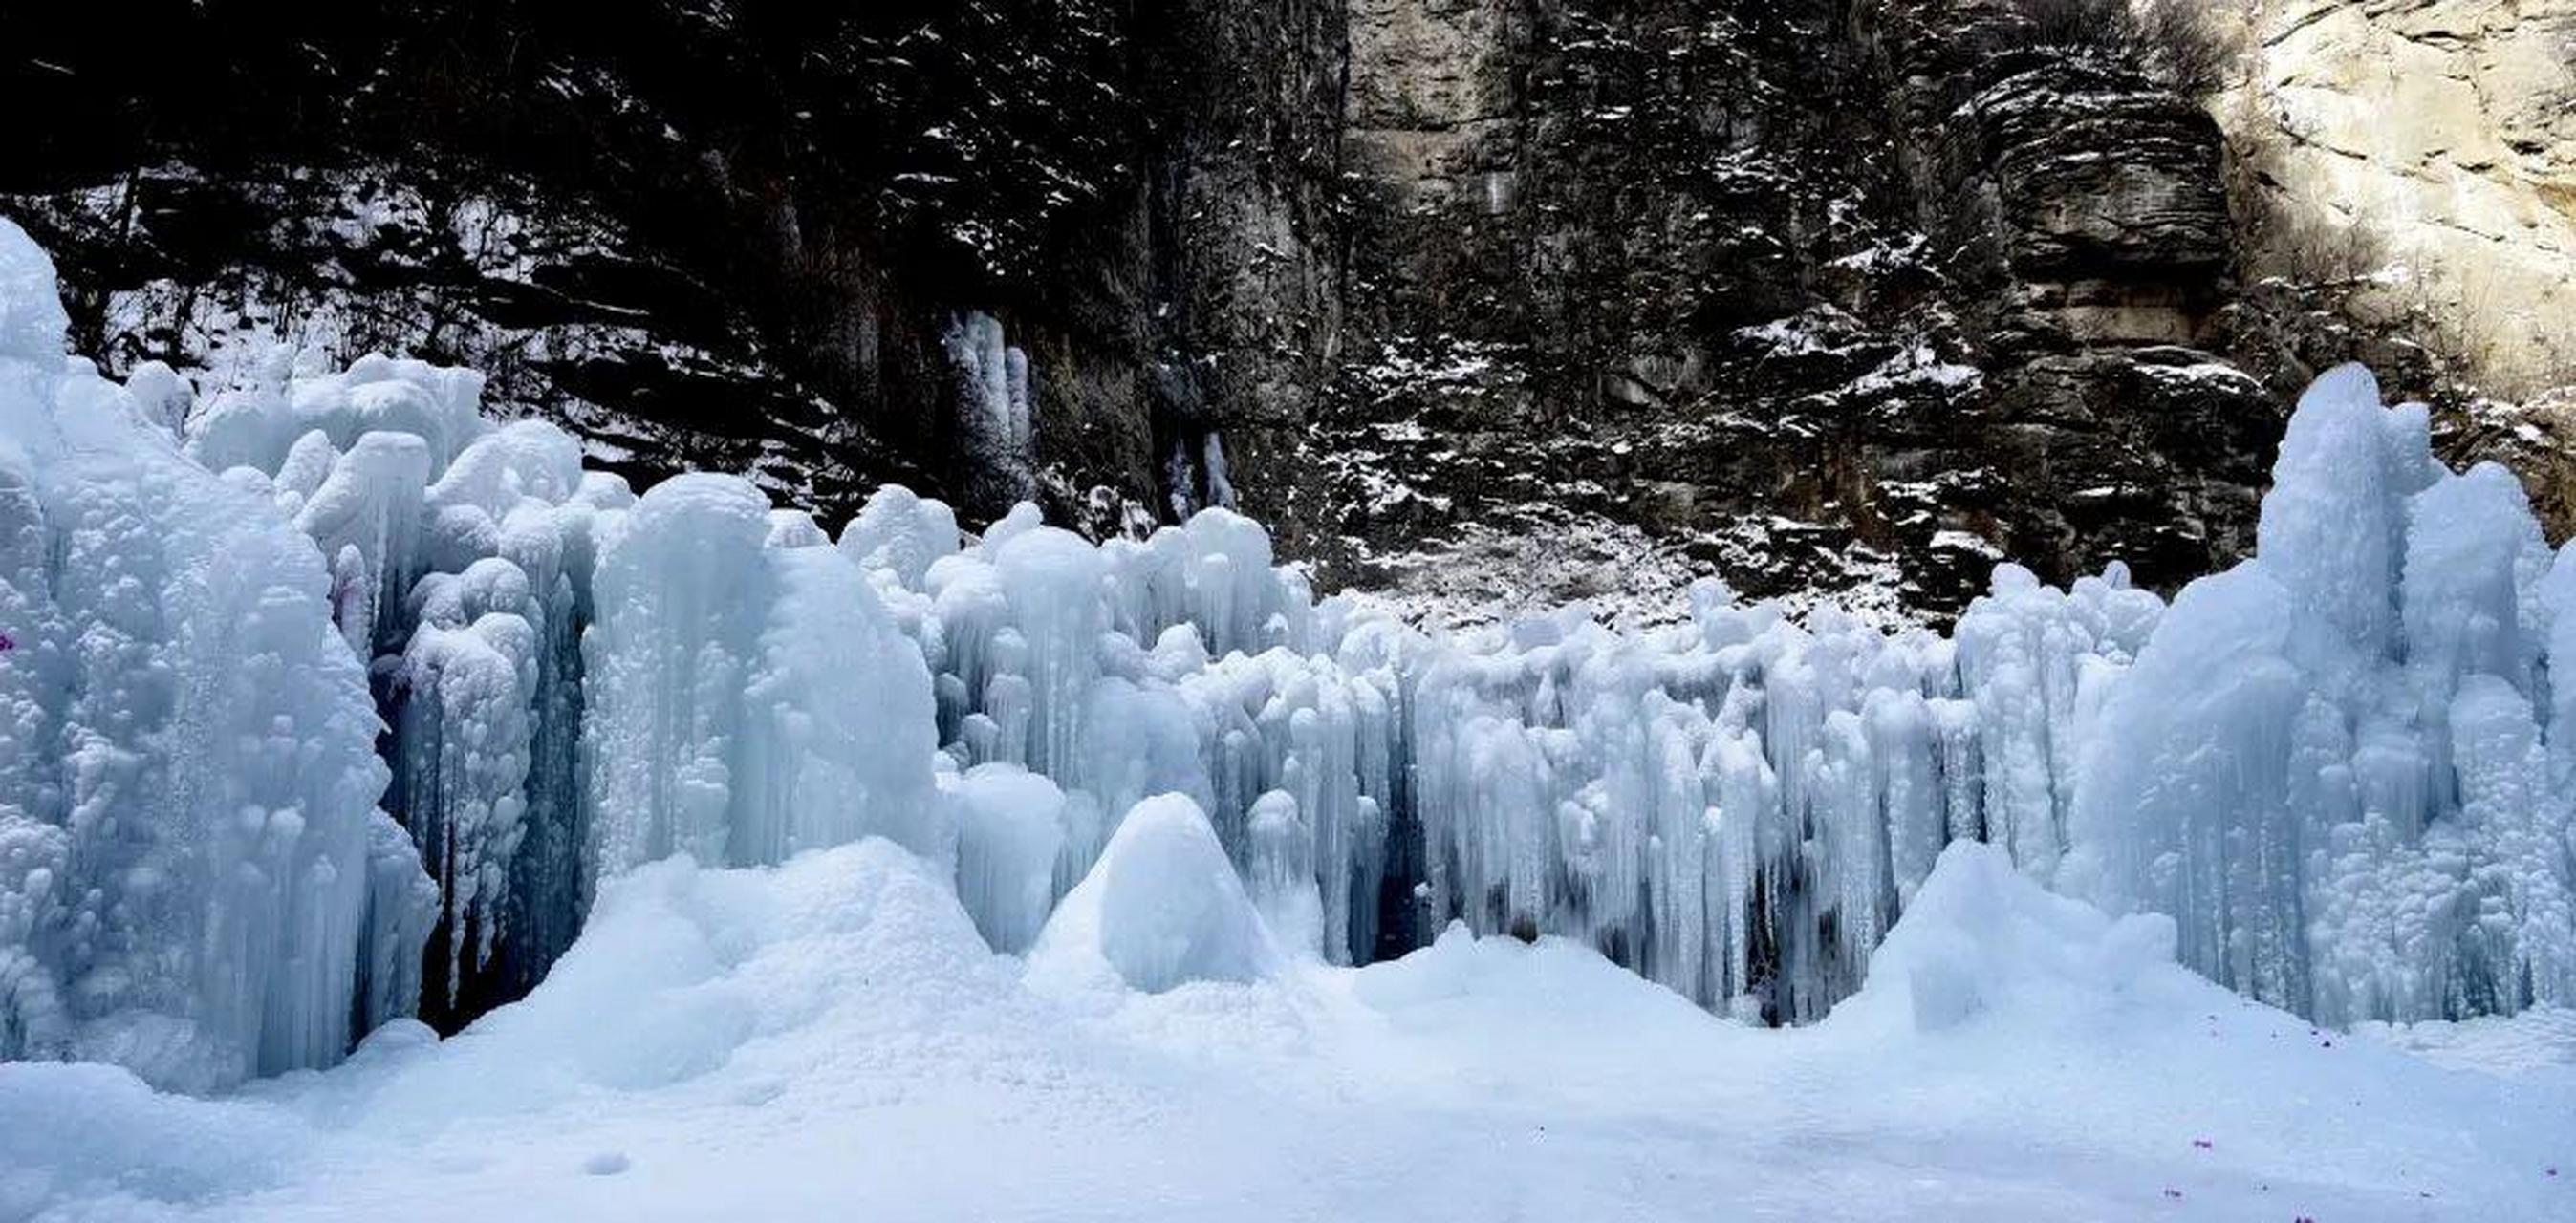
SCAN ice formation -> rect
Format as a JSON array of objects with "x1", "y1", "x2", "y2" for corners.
[
  {"x1": 1827, "y1": 840, "x2": 2193, "y2": 1036},
  {"x1": 948, "y1": 763, "x2": 1069, "y2": 955},
  {"x1": 0, "y1": 224, "x2": 434, "y2": 1089},
  {"x1": 945, "y1": 311, "x2": 1035, "y2": 511},
  {"x1": 2067, "y1": 367, "x2": 2576, "y2": 1024},
  {"x1": 1029, "y1": 793, "x2": 1281, "y2": 993},
  {"x1": 5, "y1": 214, "x2": 2576, "y2": 1094}
]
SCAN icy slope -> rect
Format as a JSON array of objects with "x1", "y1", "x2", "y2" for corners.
[{"x1": 3, "y1": 840, "x2": 2565, "y2": 1221}]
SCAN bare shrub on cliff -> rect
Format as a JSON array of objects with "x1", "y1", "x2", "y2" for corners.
[
  {"x1": 2263, "y1": 207, "x2": 2388, "y2": 286},
  {"x1": 2134, "y1": 0, "x2": 2242, "y2": 97},
  {"x1": 2013, "y1": 0, "x2": 2245, "y2": 99},
  {"x1": 2017, "y1": 0, "x2": 2136, "y2": 50}
]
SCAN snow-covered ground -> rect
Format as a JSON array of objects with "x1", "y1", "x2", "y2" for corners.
[{"x1": 7, "y1": 841, "x2": 2568, "y2": 1222}]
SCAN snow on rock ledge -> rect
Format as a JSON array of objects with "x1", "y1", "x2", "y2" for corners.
[{"x1": 1029, "y1": 794, "x2": 1282, "y2": 994}]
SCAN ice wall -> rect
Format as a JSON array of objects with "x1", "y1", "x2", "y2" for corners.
[
  {"x1": 880, "y1": 485, "x2": 2156, "y2": 1019},
  {"x1": 0, "y1": 222, "x2": 434, "y2": 1090},
  {"x1": 863, "y1": 371, "x2": 2569, "y2": 1025},
  {"x1": 192, "y1": 347, "x2": 617, "y2": 1023},
  {"x1": 2067, "y1": 367, "x2": 2576, "y2": 1024},
  {"x1": 10, "y1": 204, "x2": 2576, "y2": 1101},
  {"x1": 259, "y1": 393, "x2": 948, "y2": 1022}
]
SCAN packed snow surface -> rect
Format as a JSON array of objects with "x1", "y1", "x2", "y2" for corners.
[{"x1": 3, "y1": 841, "x2": 2567, "y2": 1221}]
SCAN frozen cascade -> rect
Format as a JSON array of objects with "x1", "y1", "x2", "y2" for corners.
[
  {"x1": 582, "y1": 475, "x2": 944, "y2": 884},
  {"x1": 0, "y1": 221, "x2": 434, "y2": 1089},
  {"x1": 945, "y1": 311, "x2": 1035, "y2": 513},
  {"x1": 1202, "y1": 434, "x2": 1236, "y2": 510},
  {"x1": 737, "y1": 544, "x2": 944, "y2": 867},
  {"x1": 2065, "y1": 366, "x2": 2576, "y2": 1024},
  {"x1": 1244, "y1": 789, "x2": 1322, "y2": 957},
  {"x1": 989, "y1": 526, "x2": 1107, "y2": 783},
  {"x1": 206, "y1": 357, "x2": 612, "y2": 1021},
  {"x1": 582, "y1": 474, "x2": 773, "y2": 877},
  {"x1": 8, "y1": 206, "x2": 2576, "y2": 1099},
  {"x1": 949, "y1": 763, "x2": 1070, "y2": 955},
  {"x1": 294, "y1": 431, "x2": 430, "y2": 658},
  {"x1": 396, "y1": 610, "x2": 537, "y2": 1009},
  {"x1": 859, "y1": 373, "x2": 2570, "y2": 1025}
]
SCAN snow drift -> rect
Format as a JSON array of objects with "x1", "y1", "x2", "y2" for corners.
[
  {"x1": 1831, "y1": 842, "x2": 2189, "y2": 1035},
  {"x1": 4, "y1": 836, "x2": 2567, "y2": 1221}
]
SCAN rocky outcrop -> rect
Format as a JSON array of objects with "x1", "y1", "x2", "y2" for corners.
[
  {"x1": 1280, "y1": 0, "x2": 1952, "y2": 613},
  {"x1": 1258, "y1": 0, "x2": 2282, "y2": 616},
  {"x1": 1132, "y1": 0, "x2": 1351, "y2": 524},
  {"x1": 0, "y1": 4, "x2": 1155, "y2": 520},
  {"x1": 2226, "y1": 0, "x2": 2576, "y2": 399},
  {"x1": 1866, "y1": 0, "x2": 2276, "y2": 597}
]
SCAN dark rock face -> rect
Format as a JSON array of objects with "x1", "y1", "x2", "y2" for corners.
[
  {"x1": 1257, "y1": 0, "x2": 2283, "y2": 617},
  {"x1": 2, "y1": 1, "x2": 1151, "y2": 516},
  {"x1": 0, "y1": 0, "x2": 2507, "y2": 622}
]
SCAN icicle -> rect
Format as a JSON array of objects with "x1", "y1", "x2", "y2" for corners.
[
  {"x1": 1245, "y1": 789, "x2": 1321, "y2": 957},
  {"x1": 582, "y1": 474, "x2": 773, "y2": 881},
  {"x1": 945, "y1": 312, "x2": 1036, "y2": 511},
  {"x1": 950, "y1": 763, "x2": 1070, "y2": 955},
  {"x1": 395, "y1": 611, "x2": 538, "y2": 1007}
]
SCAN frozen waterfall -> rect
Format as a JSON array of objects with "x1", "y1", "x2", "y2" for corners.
[{"x1": 4, "y1": 217, "x2": 2574, "y2": 1095}]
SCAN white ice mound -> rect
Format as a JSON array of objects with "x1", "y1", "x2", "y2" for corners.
[
  {"x1": 1834, "y1": 842, "x2": 2187, "y2": 1034},
  {"x1": 1028, "y1": 794, "x2": 1280, "y2": 993},
  {"x1": 0, "y1": 216, "x2": 69, "y2": 359},
  {"x1": 367, "y1": 838, "x2": 1001, "y2": 1113}
]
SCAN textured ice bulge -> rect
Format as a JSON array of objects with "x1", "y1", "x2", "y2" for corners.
[
  {"x1": 0, "y1": 220, "x2": 434, "y2": 1090},
  {"x1": 2068, "y1": 365, "x2": 2576, "y2": 1023}
]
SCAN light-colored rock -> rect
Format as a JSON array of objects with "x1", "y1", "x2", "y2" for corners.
[
  {"x1": 2228, "y1": 0, "x2": 2576, "y2": 397},
  {"x1": 1344, "y1": 0, "x2": 1512, "y2": 211}
]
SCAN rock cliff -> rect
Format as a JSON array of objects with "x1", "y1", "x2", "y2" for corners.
[{"x1": 2225, "y1": 0, "x2": 2574, "y2": 399}]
